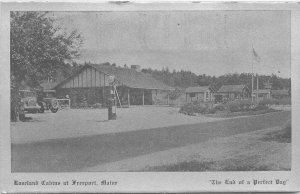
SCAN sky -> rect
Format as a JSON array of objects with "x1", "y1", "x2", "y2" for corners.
[{"x1": 52, "y1": 11, "x2": 290, "y2": 78}]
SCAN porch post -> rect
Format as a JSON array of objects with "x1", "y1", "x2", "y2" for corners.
[
  {"x1": 128, "y1": 88, "x2": 130, "y2": 107},
  {"x1": 102, "y1": 87, "x2": 105, "y2": 104},
  {"x1": 142, "y1": 89, "x2": 145, "y2": 106},
  {"x1": 167, "y1": 91, "x2": 170, "y2": 105}
]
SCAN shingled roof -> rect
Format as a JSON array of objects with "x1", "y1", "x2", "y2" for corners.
[
  {"x1": 186, "y1": 86, "x2": 211, "y2": 93},
  {"x1": 40, "y1": 82, "x2": 59, "y2": 91},
  {"x1": 218, "y1": 84, "x2": 247, "y2": 93},
  {"x1": 61, "y1": 63, "x2": 173, "y2": 91}
]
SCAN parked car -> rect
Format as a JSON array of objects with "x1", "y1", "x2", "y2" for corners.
[
  {"x1": 37, "y1": 89, "x2": 59, "y2": 113},
  {"x1": 39, "y1": 97, "x2": 59, "y2": 113},
  {"x1": 19, "y1": 90, "x2": 41, "y2": 114},
  {"x1": 19, "y1": 89, "x2": 59, "y2": 114}
]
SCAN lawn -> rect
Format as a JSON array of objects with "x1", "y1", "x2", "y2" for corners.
[
  {"x1": 142, "y1": 121, "x2": 291, "y2": 172},
  {"x1": 261, "y1": 121, "x2": 291, "y2": 143},
  {"x1": 206, "y1": 109, "x2": 280, "y2": 118}
]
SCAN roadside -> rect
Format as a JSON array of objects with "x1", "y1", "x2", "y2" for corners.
[
  {"x1": 12, "y1": 110, "x2": 290, "y2": 172},
  {"x1": 82, "y1": 121, "x2": 291, "y2": 172},
  {"x1": 205, "y1": 109, "x2": 280, "y2": 118}
]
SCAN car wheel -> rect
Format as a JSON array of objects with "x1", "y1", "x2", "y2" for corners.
[
  {"x1": 51, "y1": 108, "x2": 58, "y2": 113},
  {"x1": 19, "y1": 114, "x2": 25, "y2": 122},
  {"x1": 38, "y1": 102, "x2": 45, "y2": 113}
]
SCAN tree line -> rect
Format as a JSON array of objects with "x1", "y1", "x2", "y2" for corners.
[
  {"x1": 140, "y1": 67, "x2": 290, "y2": 91},
  {"x1": 53, "y1": 63, "x2": 291, "y2": 92}
]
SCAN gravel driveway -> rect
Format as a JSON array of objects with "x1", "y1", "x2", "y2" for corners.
[{"x1": 11, "y1": 106, "x2": 225, "y2": 144}]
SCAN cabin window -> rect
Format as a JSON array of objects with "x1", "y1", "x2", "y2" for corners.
[
  {"x1": 206, "y1": 92, "x2": 209, "y2": 100},
  {"x1": 189, "y1": 93, "x2": 196, "y2": 98}
]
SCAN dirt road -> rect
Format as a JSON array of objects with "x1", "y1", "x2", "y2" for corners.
[{"x1": 11, "y1": 111, "x2": 291, "y2": 172}]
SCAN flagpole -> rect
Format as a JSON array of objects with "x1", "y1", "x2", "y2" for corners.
[
  {"x1": 251, "y1": 45, "x2": 254, "y2": 102},
  {"x1": 256, "y1": 74, "x2": 259, "y2": 103}
]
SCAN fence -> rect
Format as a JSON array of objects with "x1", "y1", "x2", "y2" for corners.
[{"x1": 57, "y1": 98, "x2": 71, "y2": 109}]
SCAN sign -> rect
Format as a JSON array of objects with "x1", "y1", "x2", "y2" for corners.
[{"x1": 108, "y1": 75, "x2": 115, "y2": 85}]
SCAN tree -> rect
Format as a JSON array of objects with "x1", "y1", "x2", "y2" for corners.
[
  {"x1": 11, "y1": 12, "x2": 82, "y2": 87},
  {"x1": 10, "y1": 11, "x2": 82, "y2": 121}
]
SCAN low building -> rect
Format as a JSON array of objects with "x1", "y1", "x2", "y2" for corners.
[
  {"x1": 185, "y1": 86, "x2": 215, "y2": 102},
  {"x1": 54, "y1": 63, "x2": 174, "y2": 107},
  {"x1": 253, "y1": 89, "x2": 271, "y2": 100},
  {"x1": 271, "y1": 89, "x2": 290, "y2": 99},
  {"x1": 216, "y1": 84, "x2": 250, "y2": 101}
]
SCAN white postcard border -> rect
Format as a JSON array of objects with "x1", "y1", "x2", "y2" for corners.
[{"x1": 0, "y1": 2, "x2": 299, "y2": 193}]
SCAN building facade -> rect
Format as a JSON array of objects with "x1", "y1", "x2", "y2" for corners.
[
  {"x1": 253, "y1": 89, "x2": 271, "y2": 100},
  {"x1": 216, "y1": 84, "x2": 250, "y2": 101},
  {"x1": 271, "y1": 89, "x2": 290, "y2": 99},
  {"x1": 185, "y1": 86, "x2": 215, "y2": 102},
  {"x1": 53, "y1": 63, "x2": 174, "y2": 107}
]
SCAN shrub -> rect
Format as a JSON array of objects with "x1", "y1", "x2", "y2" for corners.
[
  {"x1": 226, "y1": 100, "x2": 256, "y2": 113},
  {"x1": 258, "y1": 98, "x2": 277, "y2": 106},
  {"x1": 213, "y1": 104, "x2": 226, "y2": 111},
  {"x1": 252, "y1": 104, "x2": 269, "y2": 111},
  {"x1": 179, "y1": 101, "x2": 215, "y2": 115},
  {"x1": 168, "y1": 88, "x2": 183, "y2": 100},
  {"x1": 92, "y1": 103, "x2": 102, "y2": 109},
  {"x1": 277, "y1": 98, "x2": 291, "y2": 105},
  {"x1": 259, "y1": 98, "x2": 291, "y2": 106},
  {"x1": 227, "y1": 102, "x2": 240, "y2": 112}
]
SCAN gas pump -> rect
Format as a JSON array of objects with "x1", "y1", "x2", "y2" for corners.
[{"x1": 108, "y1": 76, "x2": 117, "y2": 120}]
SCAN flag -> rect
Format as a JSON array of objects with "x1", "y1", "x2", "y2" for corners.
[{"x1": 252, "y1": 48, "x2": 261, "y2": 63}]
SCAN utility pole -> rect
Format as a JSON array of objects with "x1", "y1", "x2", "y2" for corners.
[
  {"x1": 108, "y1": 75, "x2": 117, "y2": 120},
  {"x1": 256, "y1": 74, "x2": 259, "y2": 103},
  {"x1": 251, "y1": 53, "x2": 254, "y2": 102}
]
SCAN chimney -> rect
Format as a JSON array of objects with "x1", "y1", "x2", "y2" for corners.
[{"x1": 131, "y1": 65, "x2": 141, "y2": 72}]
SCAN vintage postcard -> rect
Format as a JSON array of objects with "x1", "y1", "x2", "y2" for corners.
[{"x1": 0, "y1": 1, "x2": 299, "y2": 193}]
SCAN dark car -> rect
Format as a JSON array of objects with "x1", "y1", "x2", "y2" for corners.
[
  {"x1": 19, "y1": 90, "x2": 41, "y2": 114},
  {"x1": 20, "y1": 90, "x2": 59, "y2": 114},
  {"x1": 37, "y1": 90, "x2": 59, "y2": 113}
]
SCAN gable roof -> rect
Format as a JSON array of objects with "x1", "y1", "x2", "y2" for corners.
[
  {"x1": 217, "y1": 84, "x2": 247, "y2": 93},
  {"x1": 40, "y1": 82, "x2": 59, "y2": 91},
  {"x1": 89, "y1": 63, "x2": 174, "y2": 90},
  {"x1": 186, "y1": 86, "x2": 211, "y2": 93},
  {"x1": 56, "y1": 63, "x2": 174, "y2": 91}
]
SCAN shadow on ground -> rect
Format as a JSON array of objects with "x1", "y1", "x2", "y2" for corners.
[{"x1": 11, "y1": 111, "x2": 291, "y2": 172}]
